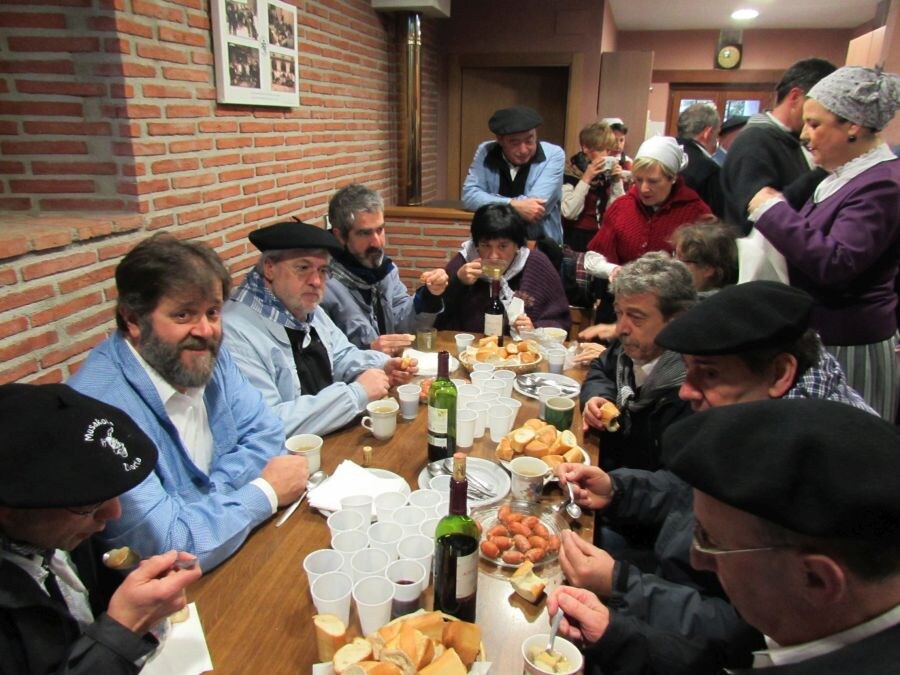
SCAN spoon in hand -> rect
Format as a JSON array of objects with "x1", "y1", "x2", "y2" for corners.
[
  {"x1": 275, "y1": 469, "x2": 328, "y2": 527},
  {"x1": 565, "y1": 481, "x2": 582, "y2": 519},
  {"x1": 546, "y1": 609, "x2": 564, "y2": 656}
]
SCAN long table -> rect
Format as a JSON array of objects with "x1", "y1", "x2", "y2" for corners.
[{"x1": 188, "y1": 333, "x2": 594, "y2": 673}]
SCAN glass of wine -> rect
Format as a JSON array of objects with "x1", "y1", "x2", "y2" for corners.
[{"x1": 481, "y1": 260, "x2": 505, "y2": 280}]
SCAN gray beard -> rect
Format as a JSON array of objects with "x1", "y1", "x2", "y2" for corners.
[{"x1": 137, "y1": 320, "x2": 219, "y2": 389}]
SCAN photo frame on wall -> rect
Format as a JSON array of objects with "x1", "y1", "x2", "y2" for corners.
[{"x1": 210, "y1": 0, "x2": 299, "y2": 107}]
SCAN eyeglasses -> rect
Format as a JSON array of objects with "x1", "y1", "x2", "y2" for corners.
[
  {"x1": 692, "y1": 521, "x2": 792, "y2": 557},
  {"x1": 290, "y1": 263, "x2": 333, "y2": 280},
  {"x1": 66, "y1": 502, "x2": 105, "y2": 517}
]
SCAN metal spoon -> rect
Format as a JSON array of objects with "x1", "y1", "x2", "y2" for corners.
[
  {"x1": 275, "y1": 469, "x2": 328, "y2": 527},
  {"x1": 425, "y1": 460, "x2": 492, "y2": 499},
  {"x1": 565, "y1": 481, "x2": 583, "y2": 519},
  {"x1": 101, "y1": 547, "x2": 198, "y2": 571},
  {"x1": 441, "y1": 457, "x2": 495, "y2": 495},
  {"x1": 546, "y1": 609, "x2": 564, "y2": 655}
]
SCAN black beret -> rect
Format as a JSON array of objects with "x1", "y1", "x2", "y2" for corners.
[
  {"x1": 248, "y1": 220, "x2": 342, "y2": 253},
  {"x1": 720, "y1": 115, "x2": 748, "y2": 134},
  {"x1": 0, "y1": 384, "x2": 157, "y2": 508},
  {"x1": 488, "y1": 105, "x2": 543, "y2": 135},
  {"x1": 663, "y1": 399, "x2": 900, "y2": 541},
  {"x1": 655, "y1": 281, "x2": 813, "y2": 355}
]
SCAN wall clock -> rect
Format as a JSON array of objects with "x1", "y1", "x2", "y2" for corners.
[{"x1": 716, "y1": 44, "x2": 742, "y2": 70}]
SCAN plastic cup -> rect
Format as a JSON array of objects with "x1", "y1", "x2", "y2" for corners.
[
  {"x1": 327, "y1": 509, "x2": 366, "y2": 538},
  {"x1": 353, "y1": 575, "x2": 395, "y2": 636},
  {"x1": 451, "y1": 378, "x2": 467, "y2": 389},
  {"x1": 467, "y1": 401, "x2": 490, "y2": 438},
  {"x1": 284, "y1": 433, "x2": 323, "y2": 473},
  {"x1": 471, "y1": 363, "x2": 495, "y2": 373},
  {"x1": 493, "y1": 369, "x2": 516, "y2": 397},
  {"x1": 310, "y1": 571, "x2": 353, "y2": 625},
  {"x1": 509, "y1": 456, "x2": 550, "y2": 502},
  {"x1": 456, "y1": 409, "x2": 477, "y2": 448},
  {"x1": 374, "y1": 491, "x2": 407, "y2": 522},
  {"x1": 303, "y1": 548, "x2": 346, "y2": 587},
  {"x1": 428, "y1": 474, "x2": 451, "y2": 492},
  {"x1": 547, "y1": 348, "x2": 567, "y2": 374},
  {"x1": 392, "y1": 505, "x2": 428, "y2": 538},
  {"x1": 454, "y1": 333, "x2": 475, "y2": 356},
  {"x1": 538, "y1": 385, "x2": 562, "y2": 420},
  {"x1": 488, "y1": 404, "x2": 515, "y2": 442},
  {"x1": 457, "y1": 383, "x2": 481, "y2": 411},
  {"x1": 367, "y1": 521, "x2": 403, "y2": 561},
  {"x1": 419, "y1": 517, "x2": 441, "y2": 539},
  {"x1": 350, "y1": 547, "x2": 390, "y2": 583},
  {"x1": 340, "y1": 494, "x2": 374, "y2": 524},
  {"x1": 545, "y1": 396, "x2": 575, "y2": 432},
  {"x1": 482, "y1": 379, "x2": 506, "y2": 396},
  {"x1": 470, "y1": 371, "x2": 494, "y2": 386},
  {"x1": 397, "y1": 384, "x2": 421, "y2": 420},
  {"x1": 408, "y1": 489, "x2": 443, "y2": 514},
  {"x1": 397, "y1": 533, "x2": 435, "y2": 581},
  {"x1": 331, "y1": 530, "x2": 368, "y2": 569},
  {"x1": 416, "y1": 327, "x2": 437, "y2": 351},
  {"x1": 386, "y1": 559, "x2": 427, "y2": 619}
]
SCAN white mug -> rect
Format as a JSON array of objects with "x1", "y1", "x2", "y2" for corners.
[{"x1": 361, "y1": 399, "x2": 399, "y2": 440}]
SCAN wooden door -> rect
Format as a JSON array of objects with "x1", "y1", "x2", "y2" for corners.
[{"x1": 598, "y1": 51, "x2": 654, "y2": 156}]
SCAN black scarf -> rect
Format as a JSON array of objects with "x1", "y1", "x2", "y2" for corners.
[{"x1": 285, "y1": 325, "x2": 333, "y2": 395}]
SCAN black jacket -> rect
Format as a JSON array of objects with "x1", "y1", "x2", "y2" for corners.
[
  {"x1": 0, "y1": 539, "x2": 156, "y2": 674},
  {"x1": 677, "y1": 137, "x2": 724, "y2": 218}
]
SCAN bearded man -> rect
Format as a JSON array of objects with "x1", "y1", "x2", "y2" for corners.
[{"x1": 69, "y1": 233, "x2": 307, "y2": 570}]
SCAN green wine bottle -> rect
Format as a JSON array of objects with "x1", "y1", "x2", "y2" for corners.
[
  {"x1": 427, "y1": 350, "x2": 457, "y2": 463},
  {"x1": 432, "y1": 452, "x2": 479, "y2": 621}
]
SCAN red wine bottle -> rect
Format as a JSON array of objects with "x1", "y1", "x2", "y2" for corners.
[{"x1": 484, "y1": 278, "x2": 505, "y2": 346}]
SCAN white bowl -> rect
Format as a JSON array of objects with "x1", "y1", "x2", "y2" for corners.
[
  {"x1": 537, "y1": 327, "x2": 568, "y2": 345},
  {"x1": 521, "y1": 633, "x2": 584, "y2": 675}
]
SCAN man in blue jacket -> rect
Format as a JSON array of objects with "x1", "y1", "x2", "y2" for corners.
[{"x1": 462, "y1": 104, "x2": 565, "y2": 244}]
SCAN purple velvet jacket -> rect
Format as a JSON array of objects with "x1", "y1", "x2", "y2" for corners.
[
  {"x1": 755, "y1": 159, "x2": 900, "y2": 345},
  {"x1": 436, "y1": 248, "x2": 571, "y2": 334}
]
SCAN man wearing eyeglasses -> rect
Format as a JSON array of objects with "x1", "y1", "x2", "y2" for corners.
[
  {"x1": 222, "y1": 220, "x2": 416, "y2": 438},
  {"x1": 70, "y1": 233, "x2": 307, "y2": 571},
  {"x1": 0, "y1": 383, "x2": 202, "y2": 673}
]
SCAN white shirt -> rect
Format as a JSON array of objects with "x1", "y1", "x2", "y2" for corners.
[
  {"x1": 752, "y1": 602, "x2": 900, "y2": 668},
  {"x1": 632, "y1": 355, "x2": 660, "y2": 388}
]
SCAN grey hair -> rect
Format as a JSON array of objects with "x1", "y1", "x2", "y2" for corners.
[
  {"x1": 611, "y1": 251, "x2": 697, "y2": 319},
  {"x1": 327, "y1": 183, "x2": 384, "y2": 237},
  {"x1": 677, "y1": 103, "x2": 720, "y2": 138}
]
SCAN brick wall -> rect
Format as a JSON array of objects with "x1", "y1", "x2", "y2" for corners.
[{"x1": 0, "y1": 0, "x2": 446, "y2": 385}]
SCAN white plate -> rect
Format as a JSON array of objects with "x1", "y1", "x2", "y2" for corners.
[
  {"x1": 416, "y1": 456, "x2": 510, "y2": 509},
  {"x1": 513, "y1": 373, "x2": 580, "y2": 400},
  {"x1": 315, "y1": 468, "x2": 410, "y2": 519},
  {"x1": 499, "y1": 447, "x2": 591, "y2": 482},
  {"x1": 402, "y1": 348, "x2": 459, "y2": 377}
]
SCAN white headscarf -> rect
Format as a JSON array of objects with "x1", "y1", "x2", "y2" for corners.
[{"x1": 635, "y1": 135, "x2": 689, "y2": 175}]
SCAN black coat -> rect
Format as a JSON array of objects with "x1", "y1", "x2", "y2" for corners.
[
  {"x1": 677, "y1": 137, "x2": 724, "y2": 218},
  {"x1": 0, "y1": 539, "x2": 156, "y2": 674}
]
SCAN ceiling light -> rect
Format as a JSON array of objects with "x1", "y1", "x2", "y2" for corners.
[{"x1": 731, "y1": 8, "x2": 759, "y2": 20}]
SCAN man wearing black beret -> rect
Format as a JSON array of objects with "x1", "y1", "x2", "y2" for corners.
[
  {"x1": 461, "y1": 104, "x2": 565, "y2": 244},
  {"x1": 0, "y1": 384, "x2": 202, "y2": 674},
  {"x1": 223, "y1": 219, "x2": 417, "y2": 438}
]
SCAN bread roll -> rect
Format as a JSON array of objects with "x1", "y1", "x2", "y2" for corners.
[
  {"x1": 314, "y1": 614, "x2": 348, "y2": 662},
  {"x1": 599, "y1": 401, "x2": 621, "y2": 432},
  {"x1": 509, "y1": 427, "x2": 536, "y2": 452},
  {"x1": 519, "y1": 351, "x2": 538, "y2": 364},
  {"x1": 475, "y1": 347, "x2": 495, "y2": 362},
  {"x1": 478, "y1": 335, "x2": 498, "y2": 347},
  {"x1": 441, "y1": 621, "x2": 481, "y2": 667},
  {"x1": 510, "y1": 560, "x2": 546, "y2": 603},
  {"x1": 419, "y1": 647, "x2": 467, "y2": 675},
  {"x1": 495, "y1": 436, "x2": 514, "y2": 461},
  {"x1": 541, "y1": 454, "x2": 564, "y2": 470},
  {"x1": 523, "y1": 440, "x2": 550, "y2": 458},
  {"x1": 343, "y1": 662, "x2": 402, "y2": 675},
  {"x1": 523, "y1": 418, "x2": 545, "y2": 430},
  {"x1": 536, "y1": 427, "x2": 558, "y2": 447},
  {"x1": 562, "y1": 447, "x2": 585, "y2": 464},
  {"x1": 402, "y1": 611, "x2": 445, "y2": 642},
  {"x1": 384, "y1": 626, "x2": 434, "y2": 671},
  {"x1": 333, "y1": 638, "x2": 373, "y2": 674},
  {"x1": 557, "y1": 430, "x2": 577, "y2": 451}
]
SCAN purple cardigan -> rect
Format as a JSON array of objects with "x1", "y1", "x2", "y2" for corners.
[
  {"x1": 435, "y1": 248, "x2": 572, "y2": 333},
  {"x1": 755, "y1": 159, "x2": 900, "y2": 345}
]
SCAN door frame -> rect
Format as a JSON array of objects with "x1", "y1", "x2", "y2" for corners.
[
  {"x1": 447, "y1": 52, "x2": 583, "y2": 200},
  {"x1": 666, "y1": 84, "x2": 774, "y2": 136}
]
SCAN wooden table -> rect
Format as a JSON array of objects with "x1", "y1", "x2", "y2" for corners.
[{"x1": 189, "y1": 332, "x2": 594, "y2": 674}]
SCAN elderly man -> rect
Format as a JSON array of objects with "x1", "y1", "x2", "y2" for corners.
[
  {"x1": 580, "y1": 252, "x2": 695, "y2": 473},
  {"x1": 554, "y1": 282, "x2": 872, "y2": 674},
  {"x1": 0, "y1": 383, "x2": 202, "y2": 673},
  {"x1": 462, "y1": 104, "x2": 565, "y2": 244},
  {"x1": 70, "y1": 233, "x2": 306, "y2": 571},
  {"x1": 676, "y1": 102, "x2": 724, "y2": 217},
  {"x1": 721, "y1": 57, "x2": 836, "y2": 232},
  {"x1": 222, "y1": 220, "x2": 415, "y2": 438},
  {"x1": 321, "y1": 183, "x2": 448, "y2": 354}
]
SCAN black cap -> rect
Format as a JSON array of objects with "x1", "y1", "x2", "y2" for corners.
[
  {"x1": 655, "y1": 281, "x2": 813, "y2": 355},
  {"x1": 248, "y1": 220, "x2": 342, "y2": 254},
  {"x1": 720, "y1": 115, "x2": 748, "y2": 134},
  {"x1": 488, "y1": 105, "x2": 543, "y2": 135},
  {"x1": 0, "y1": 384, "x2": 157, "y2": 508},
  {"x1": 663, "y1": 399, "x2": 900, "y2": 541}
]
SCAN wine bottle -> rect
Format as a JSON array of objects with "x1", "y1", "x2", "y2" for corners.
[
  {"x1": 433, "y1": 452, "x2": 479, "y2": 621},
  {"x1": 427, "y1": 351, "x2": 457, "y2": 462},
  {"x1": 484, "y1": 278, "x2": 505, "y2": 345}
]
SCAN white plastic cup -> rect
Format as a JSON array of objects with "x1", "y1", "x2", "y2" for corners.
[
  {"x1": 353, "y1": 575, "x2": 395, "y2": 635},
  {"x1": 451, "y1": 378, "x2": 467, "y2": 389},
  {"x1": 428, "y1": 474, "x2": 451, "y2": 492},
  {"x1": 310, "y1": 571, "x2": 353, "y2": 625},
  {"x1": 547, "y1": 348, "x2": 567, "y2": 374},
  {"x1": 331, "y1": 530, "x2": 368, "y2": 572},
  {"x1": 457, "y1": 383, "x2": 481, "y2": 411},
  {"x1": 538, "y1": 385, "x2": 562, "y2": 420},
  {"x1": 408, "y1": 489, "x2": 443, "y2": 514},
  {"x1": 397, "y1": 384, "x2": 421, "y2": 420},
  {"x1": 284, "y1": 433, "x2": 323, "y2": 473},
  {"x1": 493, "y1": 369, "x2": 516, "y2": 397},
  {"x1": 419, "y1": 516, "x2": 441, "y2": 539},
  {"x1": 456, "y1": 409, "x2": 477, "y2": 448},
  {"x1": 482, "y1": 379, "x2": 506, "y2": 396},
  {"x1": 374, "y1": 491, "x2": 407, "y2": 522},
  {"x1": 367, "y1": 521, "x2": 403, "y2": 561},
  {"x1": 360, "y1": 399, "x2": 399, "y2": 440},
  {"x1": 454, "y1": 333, "x2": 475, "y2": 356},
  {"x1": 471, "y1": 363, "x2": 495, "y2": 373},
  {"x1": 488, "y1": 404, "x2": 515, "y2": 442},
  {"x1": 327, "y1": 509, "x2": 366, "y2": 538},
  {"x1": 470, "y1": 370, "x2": 494, "y2": 386},
  {"x1": 392, "y1": 505, "x2": 428, "y2": 538},
  {"x1": 467, "y1": 401, "x2": 490, "y2": 438},
  {"x1": 340, "y1": 494, "x2": 374, "y2": 525},
  {"x1": 397, "y1": 534, "x2": 435, "y2": 572},
  {"x1": 350, "y1": 547, "x2": 390, "y2": 583},
  {"x1": 385, "y1": 559, "x2": 427, "y2": 619},
  {"x1": 303, "y1": 548, "x2": 346, "y2": 588},
  {"x1": 522, "y1": 633, "x2": 584, "y2": 675}
]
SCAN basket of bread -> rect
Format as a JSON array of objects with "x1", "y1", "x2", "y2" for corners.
[
  {"x1": 318, "y1": 610, "x2": 487, "y2": 674},
  {"x1": 457, "y1": 336, "x2": 542, "y2": 373},
  {"x1": 494, "y1": 418, "x2": 588, "y2": 472}
]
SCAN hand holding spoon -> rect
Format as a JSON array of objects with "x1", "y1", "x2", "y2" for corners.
[{"x1": 275, "y1": 469, "x2": 328, "y2": 527}]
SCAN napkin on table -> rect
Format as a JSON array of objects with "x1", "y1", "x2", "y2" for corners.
[{"x1": 308, "y1": 460, "x2": 408, "y2": 515}]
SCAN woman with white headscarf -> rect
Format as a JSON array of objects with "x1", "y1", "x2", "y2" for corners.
[{"x1": 748, "y1": 67, "x2": 900, "y2": 420}]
